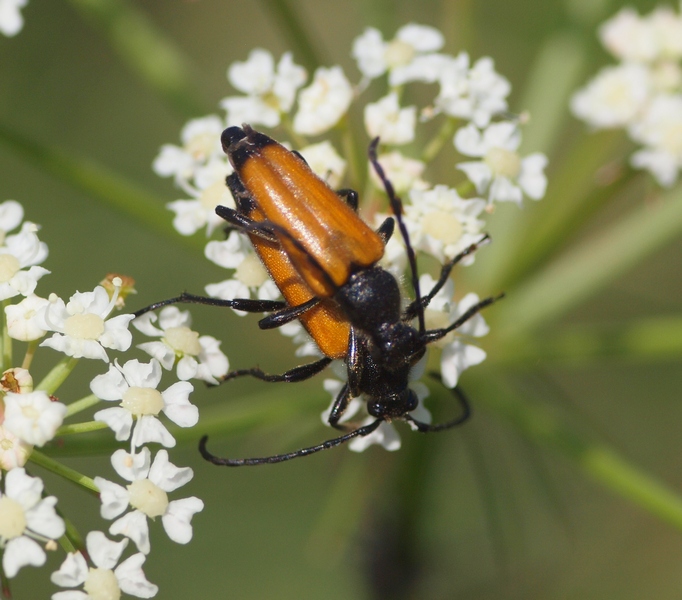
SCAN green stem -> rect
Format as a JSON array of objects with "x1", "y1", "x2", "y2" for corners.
[
  {"x1": 66, "y1": 0, "x2": 206, "y2": 117},
  {"x1": 0, "y1": 300, "x2": 9, "y2": 372},
  {"x1": 65, "y1": 394, "x2": 101, "y2": 418},
  {"x1": 29, "y1": 450, "x2": 99, "y2": 495},
  {"x1": 489, "y1": 315, "x2": 682, "y2": 365},
  {"x1": 260, "y1": 0, "x2": 328, "y2": 72},
  {"x1": 421, "y1": 117, "x2": 457, "y2": 164},
  {"x1": 494, "y1": 185, "x2": 682, "y2": 339},
  {"x1": 35, "y1": 357, "x2": 80, "y2": 395},
  {"x1": 57, "y1": 421, "x2": 109, "y2": 436},
  {"x1": 21, "y1": 340, "x2": 39, "y2": 371},
  {"x1": 0, "y1": 121, "x2": 203, "y2": 255},
  {"x1": 340, "y1": 117, "x2": 364, "y2": 192},
  {"x1": 472, "y1": 374, "x2": 682, "y2": 531}
]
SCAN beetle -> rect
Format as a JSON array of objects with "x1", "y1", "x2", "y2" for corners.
[{"x1": 135, "y1": 125, "x2": 500, "y2": 465}]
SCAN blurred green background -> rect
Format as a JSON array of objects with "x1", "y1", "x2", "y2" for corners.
[{"x1": 2, "y1": 0, "x2": 682, "y2": 598}]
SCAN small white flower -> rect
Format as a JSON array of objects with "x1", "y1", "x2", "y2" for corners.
[
  {"x1": 51, "y1": 530, "x2": 158, "y2": 599},
  {"x1": 352, "y1": 24, "x2": 444, "y2": 85},
  {"x1": 299, "y1": 140, "x2": 347, "y2": 188},
  {"x1": 0, "y1": 468, "x2": 65, "y2": 578},
  {"x1": 0, "y1": 200, "x2": 24, "y2": 238},
  {"x1": 368, "y1": 150, "x2": 428, "y2": 194},
  {"x1": 5, "y1": 294, "x2": 49, "y2": 341},
  {"x1": 3, "y1": 390, "x2": 66, "y2": 447},
  {"x1": 0, "y1": 221, "x2": 49, "y2": 301},
  {"x1": 0, "y1": 426, "x2": 31, "y2": 469},
  {"x1": 435, "y1": 54, "x2": 511, "y2": 127},
  {"x1": 166, "y1": 160, "x2": 233, "y2": 237},
  {"x1": 293, "y1": 66, "x2": 353, "y2": 136},
  {"x1": 133, "y1": 306, "x2": 229, "y2": 384},
  {"x1": 364, "y1": 92, "x2": 416, "y2": 145},
  {"x1": 153, "y1": 115, "x2": 225, "y2": 189},
  {"x1": 628, "y1": 93, "x2": 682, "y2": 186},
  {"x1": 91, "y1": 359, "x2": 196, "y2": 450},
  {"x1": 571, "y1": 63, "x2": 651, "y2": 129},
  {"x1": 0, "y1": 0, "x2": 27, "y2": 37},
  {"x1": 94, "y1": 448, "x2": 204, "y2": 554},
  {"x1": 598, "y1": 7, "x2": 682, "y2": 63},
  {"x1": 222, "y1": 49, "x2": 307, "y2": 128},
  {"x1": 420, "y1": 274, "x2": 489, "y2": 388},
  {"x1": 403, "y1": 185, "x2": 487, "y2": 264},
  {"x1": 455, "y1": 122, "x2": 548, "y2": 205},
  {"x1": 36, "y1": 284, "x2": 135, "y2": 362}
]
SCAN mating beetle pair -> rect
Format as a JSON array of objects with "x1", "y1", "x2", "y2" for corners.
[{"x1": 136, "y1": 125, "x2": 500, "y2": 465}]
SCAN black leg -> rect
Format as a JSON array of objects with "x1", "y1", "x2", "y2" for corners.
[
  {"x1": 257, "y1": 297, "x2": 321, "y2": 329},
  {"x1": 403, "y1": 234, "x2": 491, "y2": 321},
  {"x1": 421, "y1": 293, "x2": 504, "y2": 344},
  {"x1": 369, "y1": 138, "x2": 425, "y2": 334},
  {"x1": 327, "y1": 383, "x2": 354, "y2": 429},
  {"x1": 375, "y1": 217, "x2": 395, "y2": 244},
  {"x1": 405, "y1": 383, "x2": 471, "y2": 432},
  {"x1": 133, "y1": 292, "x2": 286, "y2": 319},
  {"x1": 198, "y1": 418, "x2": 383, "y2": 466},
  {"x1": 218, "y1": 357, "x2": 332, "y2": 384}
]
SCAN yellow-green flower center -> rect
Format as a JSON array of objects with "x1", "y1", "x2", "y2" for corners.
[
  {"x1": 484, "y1": 147, "x2": 521, "y2": 178},
  {"x1": 421, "y1": 211, "x2": 463, "y2": 245},
  {"x1": 185, "y1": 132, "x2": 215, "y2": 162},
  {"x1": 64, "y1": 313, "x2": 105, "y2": 340},
  {"x1": 164, "y1": 326, "x2": 201, "y2": 356},
  {"x1": 0, "y1": 254, "x2": 20, "y2": 283},
  {"x1": 0, "y1": 496, "x2": 26, "y2": 540},
  {"x1": 200, "y1": 179, "x2": 227, "y2": 211},
  {"x1": 128, "y1": 479, "x2": 168, "y2": 518},
  {"x1": 83, "y1": 567, "x2": 121, "y2": 600},
  {"x1": 121, "y1": 387, "x2": 164, "y2": 416},
  {"x1": 384, "y1": 39, "x2": 415, "y2": 68}
]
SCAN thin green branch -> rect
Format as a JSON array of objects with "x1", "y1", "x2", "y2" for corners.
[
  {"x1": 494, "y1": 186, "x2": 682, "y2": 339},
  {"x1": 471, "y1": 374, "x2": 682, "y2": 531},
  {"x1": 67, "y1": 0, "x2": 206, "y2": 117},
  {"x1": 35, "y1": 357, "x2": 79, "y2": 395},
  {"x1": 0, "y1": 121, "x2": 203, "y2": 254},
  {"x1": 29, "y1": 450, "x2": 99, "y2": 495},
  {"x1": 57, "y1": 421, "x2": 109, "y2": 436},
  {"x1": 65, "y1": 394, "x2": 101, "y2": 418},
  {"x1": 489, "y1": 316, "x2": 682, "y2": 365}
]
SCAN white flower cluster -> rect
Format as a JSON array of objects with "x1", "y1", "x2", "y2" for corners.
[
  {"x1": 571, "y1": 4, "x2": 682, "y2": 187},
  {"x1": 0, "y1": 200, "x2": 219, "y2": 597},
  {"x1": 152, "y1": 23, "x2": 548, "y2": 452}
]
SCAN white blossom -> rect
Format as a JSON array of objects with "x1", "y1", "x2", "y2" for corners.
[
  {"x1": 420, "y1": 274, "x2": 489, "y2": 388},
  {"x1": 0, "y1": 426, "x2": 31, "y2": 469},
  {"x1": 0, "y1": 469, "x2": 65, "y2": 578},
  {"x1": 152, "y1": 115, "x2": 225, "y2": 190},
  {"x1": 51, "y1": 531, "x2": 158, "y2": 599},
  {"x1": 403, "y1": 185, "x2": 487, "y2": 264},
  {"x1": 222, "y1": 49, "x2": 307, "y2": 127},
  {"x1": 5, "y1": 294, "x2": 49, "y2": 341},
  {"x1": 455, "y1": 122, "x2": 548, "y2": 205},
  {"x1": 364, "y1": 92, "x2": 416, "y2": 145},
  {"x1": 3, "y1": 390, "x2": 66, "y2": 447},
  {"x1": 36, "y1": 283, "x2": 134, "y2": 362},
  {"x1": 435, "y1": 54, "x2": 511, "y2": 127},
  {"x1": 629, "y1": 94, "x2": 682, "y2": 186},
  {"x1": 94, "y1": 448, "x2": 204, "y2": 554},
  {"x1": 368, "y1": 150, "x2": 428, "y2": 194},
  {"x1": 0, "y1": 0, "x2": 27, "y2": 37},
  {"x1": 91, "y1": 359, "x2": 196, "y2": 450},
  {"x1": 293, "y1": 66, "x2": 353, "y2": 136},
  {"x1": 0, "y1": 221, "x2": 49, "y2": 301},
  {"x1": 571, "y1": 63, "x2": 651, "y2": 129},
  {"x1": 133, "y1": 306, "x2": 228, "y2": 384},
  {"x1": 352, "y1": 23, "x2": 444, "y2": 85}
]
